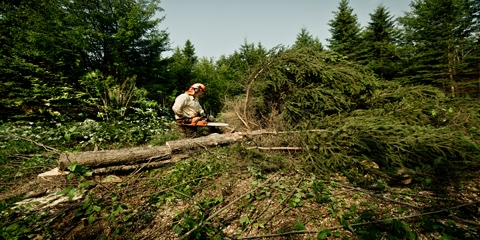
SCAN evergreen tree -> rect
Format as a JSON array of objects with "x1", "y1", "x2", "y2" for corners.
[
  {"x1": 0, "y1": 0, "x2": 86, "y2": 117},
  {"x1": 215, "y1": 40, "x2": 269, "y2": 100},
  {"x1": 0, "y1": 0, "x2": 170, "y2": 118},
  {"x1": 170, "y1": 40, "x2": 199, "y2": 95},
  {"x1": 361, "y1": 4, "x2": 400, "y2": 80},
  {"x1": 182, "y1": 40, "x2": 198, "y2": 64},
  {"x1": 66, "y1": 0, "x2": 170, "y2": 85},
  {"x1": 398, "y1": 0, "x2": 476, "y2": 94},
  {"x1": 193, "y1": 58, "x2": 225, "y2": 115},
  {"x1": 327, "y1": 0, "x2": 362, "y2": 59},
  {"x1": 217, "y1": 40, "x2": 268, "y2": 78},
  {"x1": 293, "y1": 27, "x2": 323, "y2": 51},
  {"x1": 467, "y1": 0, "x2": 480, "y2": 93}
]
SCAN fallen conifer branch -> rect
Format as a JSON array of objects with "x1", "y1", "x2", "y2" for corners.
[{"x1": 235, "y1": 201, "x2": 480, "y2": 239}]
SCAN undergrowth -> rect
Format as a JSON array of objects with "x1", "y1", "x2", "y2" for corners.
[
  {"x1": 1, "y1": 80, "x2": 479, "y2": 239},
  {"x1": 0, "y1": 114, "x2": 178, "y2": 195},
  {"x1": 1, "y1": 143, "x2": 479, "y2": 239}
]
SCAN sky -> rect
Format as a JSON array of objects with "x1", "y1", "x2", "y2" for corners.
[{"x1": 156, "y1": 0, "x2": 413, "y2": 60}]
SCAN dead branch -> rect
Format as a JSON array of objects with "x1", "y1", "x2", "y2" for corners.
[
  {"x1": 243, "y1": 67, "x2": 266, "y2": 128},
  {"x1": 246, "y1": 129, "x2": 326, "y2": 136},
  {"x1": 246, "y1": 147, "x2": 305, "y2": 151},
  {"x1": 235, "y1": 110, "x2": 250, "y2": 132},
  {"x1": 3, "y1": 134, "x2": 59, "y2": 152}
]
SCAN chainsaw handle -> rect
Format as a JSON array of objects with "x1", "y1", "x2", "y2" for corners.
[
  {"x1": 179, "y1": 116, "x2": 207, "y2": 126},
  {"x1": 191, "y1": 116, "x2": 202, "y2": 125}
]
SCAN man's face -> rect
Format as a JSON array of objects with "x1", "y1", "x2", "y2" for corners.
[{"x1": 194, "y1": 90, "x2": 205, "y2": 98}]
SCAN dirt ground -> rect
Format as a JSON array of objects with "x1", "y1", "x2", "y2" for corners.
[{"x1": 3, "y1": 157, "x2": 479, "y2": 240}]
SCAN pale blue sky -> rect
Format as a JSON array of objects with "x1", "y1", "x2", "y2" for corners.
[{"x1": 157, "y1": 0, "x2": 412, "y2": 59}]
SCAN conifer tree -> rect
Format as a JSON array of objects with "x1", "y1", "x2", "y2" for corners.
[
  {"x1": 467, "y1": 0, "x2": 480, "y2": 89},
  {"x1": 0, "y1": 0, "x2": 170, "y2": 118},
  {"x1": 361, "y1": 4, "x2": 400, "y2": 80},
  {"x1": 398, "y1": 0, "x2": 476, "y2": 94},
  {"x1": 293, "y1": 27, "x2": 323, "y2": 51},
  {"x1": 170, "y1": 40, "x2": 199, "y2": 94},
  {"x1": 327, "y1": 0, "x2": 362, "y2": 60}
]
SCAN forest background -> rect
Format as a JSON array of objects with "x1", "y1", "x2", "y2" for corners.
[{"x1": 1, "y1": 0, "x2": 480, "y2": 239}]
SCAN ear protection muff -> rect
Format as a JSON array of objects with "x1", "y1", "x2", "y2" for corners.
[{"x1": 194, "y1": 88, "x2": 199, "y2": 93}]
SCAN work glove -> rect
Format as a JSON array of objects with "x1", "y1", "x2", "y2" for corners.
[{"x1": 207, "y1": 115, "x2": 215, "y2": 122}]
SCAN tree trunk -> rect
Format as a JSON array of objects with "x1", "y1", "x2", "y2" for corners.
[{"x1": 58, "y1": 132, "x2": 247, "y2": 171}]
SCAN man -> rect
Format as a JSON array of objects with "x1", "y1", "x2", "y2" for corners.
[{"x1": 172, "y1": 83, "x2": 209, "y2": 138}]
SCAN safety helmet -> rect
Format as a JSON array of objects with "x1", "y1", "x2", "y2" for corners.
[{"x1": 185, "y1": 83, "x2": 206, "y2": 95}]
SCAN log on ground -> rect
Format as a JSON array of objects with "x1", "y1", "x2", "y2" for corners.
[
  {"x1": 59, "y1": 145, "x2": 172, "y2": 170},
  {"x1": 58, "y1": 132, "x2": 247, "y2": 170}
]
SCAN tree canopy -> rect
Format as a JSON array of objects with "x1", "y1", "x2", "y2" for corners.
[
  {"x1": 327, "y1": 0, "x2": 362, "y2": 60},
  {"x1": 397, "y1": 0, "x2": 477, "y2": 91},
  {"x1": 0, "y1": 0, "x2": 170, "y2": 119}
]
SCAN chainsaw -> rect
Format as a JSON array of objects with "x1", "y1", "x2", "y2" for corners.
[{"x1": 178, "y1": 116, "x2": 229, "y2": 127}]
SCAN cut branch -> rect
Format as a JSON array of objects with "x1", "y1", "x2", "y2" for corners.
[{"x1": 246, "y1": 147, "x2": 305, "y2": 151}]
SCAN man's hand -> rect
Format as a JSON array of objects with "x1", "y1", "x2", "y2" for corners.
[{"x1": 206, "y1": 115, "x2": 215, "y2": 122}]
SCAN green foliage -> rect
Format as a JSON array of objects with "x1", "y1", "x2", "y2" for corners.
[
  {"x1": 234, "y1": 46, "x2": 377, "y2": 127},
  {"x1": 0, "y1": 111, "x2": 174, "y2": 195},
  {"x1": 79, "y1": 70, "x2": 150, "y2": 120},
  {"x1": 0, "y1": 0, "x2": 86, "y2": 119},
  {"x1": 327, "y1": 0, "x2": 362, "y2": 60},
  {"x1": 169, "y1": 41, "x2": 199, "y2": 95},
  {"x1": 148, "y1": 159, "x2": 227, "y2": 239},
  {"x1": 303, "y1": 114, "x2": 480, "y2": 177},
  {"x1": 149, "y1": 159, "x2": 223, "y2": 205},
  {"x1": 397, "y1": 0, "x2": 477, "y2": 89},
  {"x1": 0, "y1": 194, "x2": 34, "y2": 240},
  {"x1": 66, "y1": 0, "x2": 169, "y2": 82},
  {"x1": 58, "y1": 162, "x2": 93, "y2": 200},
  {"x1": 193, "y1": 58, "x2": 228, "y2": 116},
  {"x1": 1, "y1": 1, "x2": 480, "y2": 239},
  {"x1": 0, "y1": 0, "x2": 170, "y2": 120},
  {"x1": 359, "y1": 4, "x2": 400, "y2": 80},
  {"x1": 293, "y1": 27, "x2": 324, "y2": 51}
]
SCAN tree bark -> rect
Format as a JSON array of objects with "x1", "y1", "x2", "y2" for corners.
[{"x1": 58, "y1": 132, "x2": 247, "y2": 171}]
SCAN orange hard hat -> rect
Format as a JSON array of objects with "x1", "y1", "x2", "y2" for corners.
[{"x1": 185, "y1": 83, "x2": 206, "y2": 95}]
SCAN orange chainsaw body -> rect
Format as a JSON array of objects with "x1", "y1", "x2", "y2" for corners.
[
  {"x1": 181, "y1": 116, "x2": 208, "y2": 127},
  {"x1": 178, "y1": 117, "x2": 229, "y2": 127}
]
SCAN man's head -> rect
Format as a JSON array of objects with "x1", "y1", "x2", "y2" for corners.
[{"x1": 186, "y1": 83, "x2": 206, "y2": 97}]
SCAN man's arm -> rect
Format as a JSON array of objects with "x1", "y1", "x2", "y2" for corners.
[{"x1": 172, "y1": 94, "x2": 187, "y2": 118}]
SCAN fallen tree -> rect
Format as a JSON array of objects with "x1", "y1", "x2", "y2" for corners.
[{"x1": 58, "y1": 132, "x2": 248, "y2": 172}]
